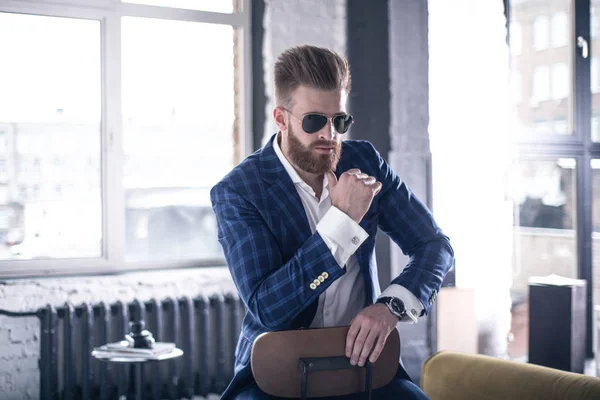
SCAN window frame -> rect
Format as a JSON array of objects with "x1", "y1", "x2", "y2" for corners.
[{"x1": 0, "y1": 0, "x2": 252, "y2": 278}]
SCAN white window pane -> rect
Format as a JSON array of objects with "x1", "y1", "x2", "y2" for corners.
[
  {"x1": 510, "y1": 23, "x2": 522, "y2": 55},
  {"x1": 510, "y1": 158, "x2": 577, "y2": 295},
  {"x1": 532, "y1": 66, "x2": 550, "y2": 102},
  {"x1": 122, "y1": 0, "x2": 235, "y2": 13},
  {"x1": 551, "y1": 12, "x2": 568, "y2": 48},
  {"x1": 0, "y1": 13, "x2": 102, "y2": 260},
  {"x1": 533, "y1": 16, "x2": 549, "y2": 50},
  {"x1": 510, "y1": 2, "x2": 573, "y2": 142},
  {"x1": 122, "y1": 17, "x2": 236, "y2": 262},
  {"x1": 592, "y1": 58, "x2": 600, "y2": 94},
  {"x1": 592, "y1": 6, "x2": 600, "y2": 40},
  {"x1": 551, "y1": 63, "x2": 569, "y2": 100}
]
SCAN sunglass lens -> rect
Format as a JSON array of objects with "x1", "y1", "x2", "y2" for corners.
[
  {"x1": 334, "y1": 114, "x2": 353, "y2": 133},
  {"x1": 302, "y1": 114, "x2": 328, "y2": 134}
]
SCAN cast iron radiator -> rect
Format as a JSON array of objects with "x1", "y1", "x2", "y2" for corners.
[{"x1": 38, "y1": 293, "x2": 244, "y2": 400}]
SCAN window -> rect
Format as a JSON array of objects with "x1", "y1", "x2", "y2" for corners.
[
  {"x1": 533, "y1": 16, "x2": 549, "y2": 51},
  {"x1": 510, "y1": 0, "x2": 599, "y2": 358},
  {"x1": 0, "y1": 1, "x2": 250, "y2": 275}
]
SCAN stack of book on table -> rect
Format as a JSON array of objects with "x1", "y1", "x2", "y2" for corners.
[{"x1": 92, "y1": 340, "x2": 176, "y2": 360}]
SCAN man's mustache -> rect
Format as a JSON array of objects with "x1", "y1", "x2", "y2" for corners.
[{"x1": 311, "y1": 141, "x2": 338, "y2": 149}]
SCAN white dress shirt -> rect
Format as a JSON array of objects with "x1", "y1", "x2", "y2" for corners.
[{"x1": 273, "y1": 135, "x2": 423, "y2": 327}]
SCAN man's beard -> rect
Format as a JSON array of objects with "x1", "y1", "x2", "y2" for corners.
[{"x1": 287, "y1": 125, "x2": 342, "y2": 174}]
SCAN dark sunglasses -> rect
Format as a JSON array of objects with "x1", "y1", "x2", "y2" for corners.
[{"x1": 284, "y1": 108, "x2": 354, "y2": 134}]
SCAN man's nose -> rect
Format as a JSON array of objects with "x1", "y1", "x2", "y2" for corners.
[{"x1": 318, "y1": 119, "x2": 337, "y2": 140}]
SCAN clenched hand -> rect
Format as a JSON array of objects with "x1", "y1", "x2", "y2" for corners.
[{"x1": 327, "y1": 169, "x2": 382, "y2": 223}]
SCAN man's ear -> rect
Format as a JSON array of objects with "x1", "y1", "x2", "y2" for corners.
[{"x1": 273, "y1": 106, "x2": 288, "y2": 132}]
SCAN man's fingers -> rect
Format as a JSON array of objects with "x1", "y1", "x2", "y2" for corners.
[
  {"x1": 372, "y1": 181, "x2": 383, "y2": 196},
  {"x1": 346, "y1": 322, "x2": 361, "y2": 357},
  {"x1": 350, "y1": 324, "x2": 370, "y2": 366},
  {"x1": 347, "y1": 168, "x2": 362, "y2": 176},
  {"x1": 357, "y1": 328, "x2": 378, "y2": 367},
  {"x1": 361, "y1": 176, "x2": 377, "y2": 185},
  {"x1": 368, "y1": 332, "x2": 388, "y2": 364}
]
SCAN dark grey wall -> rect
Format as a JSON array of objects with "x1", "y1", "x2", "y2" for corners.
[
  {"x1": 252, "y1": 0, "x2": 266, "y2": 151},
  {"x1": 346, "y1": 0, "x2": 392, "y2": 290}
]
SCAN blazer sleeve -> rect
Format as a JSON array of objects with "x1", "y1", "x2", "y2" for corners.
[
  {"x1": 210, "y1": 181, "x2": 346, "y2": 330},
  {"x1": 368, "y1": 143, "x2": 454, "y2": 316}
]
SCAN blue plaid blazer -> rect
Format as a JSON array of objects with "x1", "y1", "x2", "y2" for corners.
[{"x1": 210, "y1": 134, "x2": 454, "y2": 398}]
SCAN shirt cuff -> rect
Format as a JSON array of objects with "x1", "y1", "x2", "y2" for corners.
[
  {"x1": 378, "y1": 284, "x2": 424, "y2": 324},
  {"x1": 316, "y1": 206, "x2": 369, "y2": 268}
]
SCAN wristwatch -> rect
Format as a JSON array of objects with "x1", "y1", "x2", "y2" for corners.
[{"x1": 376, "y1": 296, "x2": 407, "y2": 321}]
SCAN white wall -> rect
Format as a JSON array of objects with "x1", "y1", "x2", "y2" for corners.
[{"x1": 428, "y1": 0, "x2": 514, "y2": 357}]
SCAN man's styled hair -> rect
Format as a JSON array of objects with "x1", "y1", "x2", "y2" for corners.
[{"x1": 274, "y1": 45, "x2": 351, "y2": 107}]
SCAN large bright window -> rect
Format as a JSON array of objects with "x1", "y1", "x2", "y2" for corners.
[
  {"x1": 507, "y1": 0, "x2": 600, "y2": 359},
  {"x1": 0, "y1": 0, "x2": 251, "y2": 276}
]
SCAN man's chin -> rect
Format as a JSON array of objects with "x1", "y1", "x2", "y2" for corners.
[
  {"x1": 316, "y1": 161, "x2": 339, "y2": 174},
  {"x1": 304, "y1": 163, "x2": 335, "y2": 175}
]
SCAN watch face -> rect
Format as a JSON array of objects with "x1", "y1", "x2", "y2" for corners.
[{"x1": 390, "y1": 298, "x2": 405, "y2": 315}]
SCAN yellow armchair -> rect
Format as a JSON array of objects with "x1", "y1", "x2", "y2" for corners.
[{"x1": 421, "y1": 351, "x2": 600, "y2": 400}]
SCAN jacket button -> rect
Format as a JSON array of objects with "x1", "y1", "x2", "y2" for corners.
[
  {"x1": 313, "y1": 279, "x2": 320, "y2": 286},
  {"x1": 310, "y1": 283, "x2": 317, "y2": 290},
  {"x1": 322, "y1": 272, "x2": 329, "y2": 279}
]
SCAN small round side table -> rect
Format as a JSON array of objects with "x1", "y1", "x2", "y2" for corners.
[{"x1": 93, "y1": 348, "x2": 183, "y2": 400}]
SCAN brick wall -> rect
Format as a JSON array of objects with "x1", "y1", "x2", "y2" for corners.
[
  {"x1": 387, "y1": 0, "x2": 433, "y2": 381},
  {"x1": 261, "y1": 0, "x2": 347, "y2": 142}
]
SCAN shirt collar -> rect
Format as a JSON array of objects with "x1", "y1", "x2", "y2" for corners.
[{"x1": 272, "y1": 133, "x2": 329, "y2": 197}]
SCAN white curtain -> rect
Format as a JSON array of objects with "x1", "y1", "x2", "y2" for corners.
[{"x1": 429, "y1": 0, "x2": 515, "y2": 357}]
